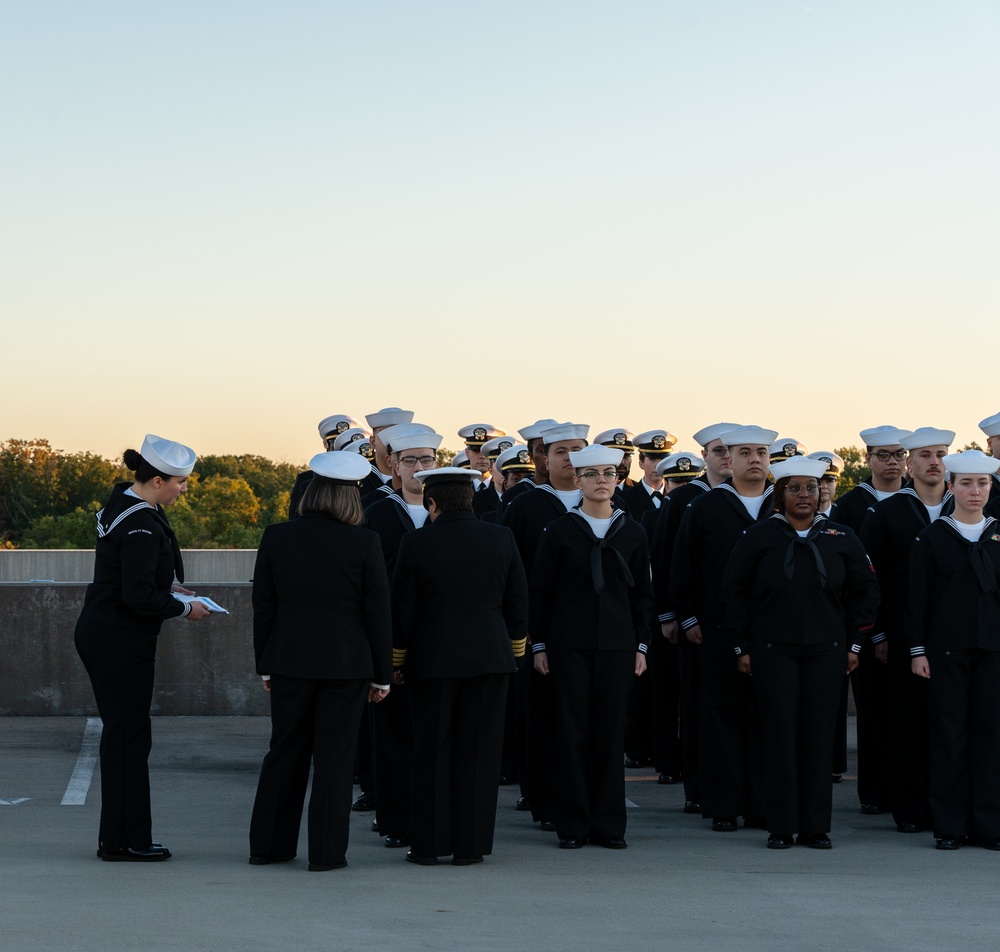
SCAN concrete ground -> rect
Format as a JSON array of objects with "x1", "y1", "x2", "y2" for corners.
[{"x1": 1, "y1": 716, "x2": 995, "y2": 952}]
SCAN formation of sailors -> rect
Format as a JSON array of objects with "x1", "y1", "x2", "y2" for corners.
[{"x1": 265, "y1": 407, "x2": 1000, "y2": 863}]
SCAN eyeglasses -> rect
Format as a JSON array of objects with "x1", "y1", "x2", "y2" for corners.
[
  {"x1": 871, "y1": 450, "x2": 907, "y2": 462},
  {"x1": 785, "y1": 483, "x2": 819, "y2": 496},
  {"x1": 579, "y1": 470, "x2": 618, "y2": 481},
  {"x1": 398, "y1": 456, "x2": 437, "y2": 467}
]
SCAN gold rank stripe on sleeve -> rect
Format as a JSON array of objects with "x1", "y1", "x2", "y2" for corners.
[
  {"x1": 392, "y1": 647, "x2": 407, "y2": 668},
  {"x1": 509, "y1": 637, "x2": 527, "y2": 659}
]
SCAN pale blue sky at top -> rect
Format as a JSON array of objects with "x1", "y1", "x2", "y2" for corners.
[{"x1": 3, "y1": 1, "x2": 998, "y2": 466}]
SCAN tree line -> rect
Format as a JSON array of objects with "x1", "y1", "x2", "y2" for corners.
[{"x1": 0, "y1": 438, "x2": 895, "y2": 549}]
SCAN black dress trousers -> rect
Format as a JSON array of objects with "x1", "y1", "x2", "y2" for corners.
[
  {"x1": 249, "y1": 675, "x2": 367, "y2": 866},
  {"x1": 752, "y1": 640, "x2": 844, "y2": 834},
  {"x1": 547, "y1": 646, "x2": 634, "y2": 841},
  {"x1": 852, "y1": 639, "x2": 892, "y2": 809},
  {"x1": 697, "y1": 624, "x2": 765, "y2": 820},
  {"x1": 676, "y1": 633, "x2": 702, "y2": 804},
  {"x1": 926, "y1": 647, "x2": 1000, "y2": 839},
  {"x1": 74, "y1": 618, "x2": 156, "y2": 851},
  {"x1": 887, "y1": 639, "x2": 931, "y2": 828},
  {"x1": 408, "y1": 674, "x2": 511, "y2": 860},
  {"x1": 372, "y1": 682, "x2": 413, "y2": 837}
]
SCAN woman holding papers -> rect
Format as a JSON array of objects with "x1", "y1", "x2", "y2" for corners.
[
  {"x1": 249, "y1": 451, "x2": 392, "y2": 872},
  {"x1": 74, "y1": 434, "x2": 210, "y2": 862}
]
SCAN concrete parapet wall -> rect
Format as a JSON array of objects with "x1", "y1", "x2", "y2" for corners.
[
  {"x1": 0, "y1": 550, "x2": 258, "y2": 583},
  {"x1": 0, "y1": 582, "x2": 267, "y2": 716}
]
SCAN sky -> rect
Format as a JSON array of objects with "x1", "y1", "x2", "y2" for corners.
[{"x1": 3, "y1": 0, "x2": 998, "y2": 466}]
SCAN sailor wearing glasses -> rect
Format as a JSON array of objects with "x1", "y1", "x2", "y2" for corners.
[
  {"x1": 860, "y1": 427, "x2": 956, "y2": 835},
  {"x1": 529, "y1": 443, "x2": 654, "y2": 850},
  {"x1": 363, "y1": 426, "x2": 442, "y2": 851},
  {"x1": 827, "y1": 426, "x2": 912, "y2": 817},
  {"x1": 721, "y1": 456, "x2": 879, "y2": 850}
]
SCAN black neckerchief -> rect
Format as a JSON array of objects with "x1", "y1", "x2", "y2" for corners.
[
  {"x1": 772, "y1": 513, "x2": 828, "y2": 588},
  {"x1": 568, "y1": 508, "x2": 633, "y2": 594},
  {"x1": 940, "y1": 516, "x2": 998, "y2": 594}
]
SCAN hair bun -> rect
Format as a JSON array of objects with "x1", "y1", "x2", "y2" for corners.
[{"x1": 122, "y1": 448, "x2": 144, "y2": 471}]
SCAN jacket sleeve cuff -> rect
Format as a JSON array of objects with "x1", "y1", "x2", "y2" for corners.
[
  {"x1": 657, "y1": 611, "x2": 677, "y2": 623},
  {"x1": 531, "y1": 642, "x2": 547, "y2": 654},
  {"x1": 370, "y1": 682, "x2": 390, "y2": 690},
  {"x1": 680, "y1": 616, "x2": 699, "y2": 631},
  {"x1": 910, "y1": 646, "x2": 926, "y2": 657},
  {"x1": 870, "y1": 631, "x2": 886, "y2": 644},
  {"x1": 637, "y1": 642, "x2": 648, "y2": 655}
]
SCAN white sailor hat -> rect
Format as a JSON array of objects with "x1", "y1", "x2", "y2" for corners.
[
  {"x1": 309, "y1": 451, "x2": 371, "y2": 484},
  {"x1": 518, "y1": 419, "x2": 559, "y2": 442},
  {"x1": 693, "y1": 423, "x2": 741, "y2": 448},
  {"x1": 332, "y1": 427, "x2": 371, "y2": 451},
  {"x1": 978, "y1": 413, "x2": 1000, "y2": 438},
  {"x1": 943, "y1": 450, "x2": 1000, "y2": 475},
  {"x1": 719, "y1": 425, "x2": 779, "y2": 447},
  {"x1": 453, "y1": 449, "x2": 470, "y2": 469},
  {"x1": 414, "y1": 466, "x2": 482, "y2": 486},
  {"x1": 380, "y1": 423, "x2": 436, "y2": 454},
  {"x1": 458, "y1": 423, "x2": 506, "y2": 448},
  {"x1": 538, "y1": 422, "x2": 589, "y2": 444},
  {"x1": 634, "y1": 429, "x2": 677, "y2": 456},
  {"x1": 140, "y1": 434, "x2": 197, "y2": 477},
  {"x1": 318, "y1": 414, "x2": 361, "y2": 439},
  {"x1": 569, "y1": 444, "x2": 623, "y2": 468},
  {"x1": 365, "y1": 407, "x2": 415, "y2": 431},
  {"x1": 593, "y1": 428, "x2": 635, "y2": 450},
  {"x1": 899, "y1": 428, "x2": 956, "y2": 451},
  {"x1": 769, "y1": 437, "x2": 808, "y2": 462},
  {"x1": 497, "y1": 445, "x2": 534, "y2": 472},
  {"x1": 769, "y1": 457, "x2": 829, "y2": 482},
  {"x1": 343, "y1": 437, "x2": 375, "y2": 460},
  {"x1": 390, "y1": 430, "x2": 443, "y2": 454},
  {"x1": 859, "y1": 426, "x2": 912, "y2": 448},
  {"x1": 806, "y1": 450, "x2": 845, "y2": 476},
  {"x1": 482, "y1": 436, "x2": 516, "y2": 460},
  {"x1": 656, "y1": 451, "x2": 706, "y2": 479}
]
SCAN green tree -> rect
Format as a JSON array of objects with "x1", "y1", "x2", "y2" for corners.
[
  {"x1": 20, "y1": 506, "x2": 101, "y2": 549},
  {"x1": 834, "y1": 446, "x2": 868, "y2": 498}
]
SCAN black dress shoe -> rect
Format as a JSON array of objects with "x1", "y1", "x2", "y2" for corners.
[
  {"x1": 767, "y1": 833, "x2": 795, "y2": 850},
  {"x1": 452, "y1": 855, "x2": 484, "y2": 866},
  {"x1": 860, "y1": 803, "x2": 883, "y2": 815},
  {"x1": 595, "y1": 836, "x2": 628, "y2": 850},
  {"x1": 351, "y1": 793, "x2": 375, "y2": 812},
  {"x1": 539, "y1": 820, "x2": 556, "y2": 832},
  {"x1": 370, "y1": 819, "x2": 379, "y2": 833},
  {"x1": 100, "y1": 845, "x2": 171, "y2": 862},
  {"x1": 711, "y1": 817, "x2": 737, "y2": 833},
  {"x1": 405, "y1": 851, "x2": 438, "y2": 866},
  {"x1": 308, "y1": 861, "x2": 347, "y2": 871},
  {"x1": 981, "y1": 838, "x2": 1000, "y2": 851},
  {"x1": 498, "y1": 775, "x2": 516, "y2": 786},
  {"x1": 248, "y1": 854, "x2": 295, "y2": 865},
  {"x1": 624, "y1": 756, "x2": 652, "y2": 768},
  {"x1": 896, "y1": 822, "x2": 921, "y2": 834},
  {"x1": 384, "y1": 833, "x2": 410, "y2": 848},
  {"x1": 515, "y1": 796, "x2": 531, "y2": 812},
  {"x1": 98, "y1": 842, "x2": 168, "y2": 859},
  {"x1": 797, "y1": 833, "x2": 832, "y2": 849},
  {"x1": 831, "y1": 773, "x2": 843, "y2": 784},
  {"x1": 683, "y1": 801, "x2": 701, "y2": 815},
  {"x1": 658, "y1": 773, "x2": 679, "y2": 785},
  {"x1": 935, "y1": 836, "x2": 961, "y2": 850},
  {"x1": 558, "y1": 837, "x2": 586, "y2": 849}
]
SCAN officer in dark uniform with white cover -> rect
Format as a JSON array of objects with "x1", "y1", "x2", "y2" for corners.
[
  {"x1": 392, "y1": 466, "x2": 528, "y2": 866},
  {"x1": 288, "y1": 413, "x2": 362, "y2": 519}
]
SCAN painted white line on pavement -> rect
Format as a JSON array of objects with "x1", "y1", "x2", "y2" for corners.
[
  {"x1": 61, "y1": 717, "x2": 103, "y2": 806},
  {"x1": 0, "y1": 798, "x2": 31, "y2": 805},
  {"x1": 625, "y1": 798, "x2": 638, "y2": 809}
]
